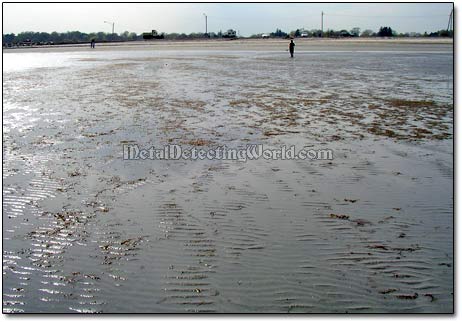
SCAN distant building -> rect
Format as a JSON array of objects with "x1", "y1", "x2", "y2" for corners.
[
  {"x1": 223, "y1": 29, "x2": 237, "y2": 38},
  {"x1": 142, "y1": 30, "x2": 164, "y2": 40}
]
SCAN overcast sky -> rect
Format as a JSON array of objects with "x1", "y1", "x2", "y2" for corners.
[{"x1": 3, "y1": 3, "x2": 453, "y2": 36}]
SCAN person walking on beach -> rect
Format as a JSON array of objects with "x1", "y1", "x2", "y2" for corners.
[{"x1": 289, "y1": 39, "x2": 295, "y2": 58}]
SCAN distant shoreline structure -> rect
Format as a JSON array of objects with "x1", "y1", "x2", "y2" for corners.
[{"x1": 3, "y1": 26, "x2": 453, "y2": 48}]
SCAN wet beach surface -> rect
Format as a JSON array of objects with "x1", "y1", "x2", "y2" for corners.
[{"x1": 3, "y1": 40, "x2": 453, "y2": 313}]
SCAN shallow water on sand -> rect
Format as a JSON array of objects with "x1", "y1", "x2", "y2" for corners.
[{"x1": 3, "y1": 46, "x2": 453, "y2": 313}]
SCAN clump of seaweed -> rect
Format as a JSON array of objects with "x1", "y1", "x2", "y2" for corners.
[
  {"x1": 329, "y1": 213, "x2": 350, "y2": 220},
  {"x1": 387, "y1": 99, "x2": 436, "y2": 109},
  {"x1": 182, "y1": 138, "x2": 213, "y2": 146}
]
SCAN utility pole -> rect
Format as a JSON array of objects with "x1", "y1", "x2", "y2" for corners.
[
  {"x1": 447, "y1": 9, "x2": 453, "y2": 33},
  {"x1": 203, "y1": 13, "x2": 208, "y2": 36},
  {"x1": 104, "y1": 21, "x2": 115, "y2": 34},
  {"x1": 321, "y1": 11, "x2": 324, "y2": 37}
]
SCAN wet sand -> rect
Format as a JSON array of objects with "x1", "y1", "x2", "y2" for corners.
[
  {"x1": 3, "y1": 39, "x2": 453, "y2": 313},
  {"x1": 4, "y1": 37, "x2": 453, "y2": 53}
]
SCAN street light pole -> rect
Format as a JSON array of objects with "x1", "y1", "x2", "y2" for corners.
[
  {"x1": 447, "y1": 9, "x2": 453, "y2": 33},
  {"x1": 203, "y1": 13, "x2": 208, "y2": 36},
  {"x1": 104, "y1": 21, "x2": 115, "y2": 34}
]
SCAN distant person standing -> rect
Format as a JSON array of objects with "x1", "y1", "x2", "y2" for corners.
[
  {"x1": 289, "y1": 39, "x2": 295, "y2": 58},
  {"x1": 90, "y1": 39, "x2": 95, "y2": 48}
]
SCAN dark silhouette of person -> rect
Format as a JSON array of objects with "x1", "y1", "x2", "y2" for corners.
[
  {"x1": 289, "y1": 40, "x2": 295, "y2": 58},
  {"x1": 91, "y1": 39, "x2": 95, "y2": 48}
]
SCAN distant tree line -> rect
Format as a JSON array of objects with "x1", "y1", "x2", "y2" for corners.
[
  {"x1": 3, "y1": 26, "x2": 453, "y2": 46},
  {"x1": 270, "y1": 28, "x2": 288, "y2": 38},
  {"x1": 377, "y1": 26, "x2": 394, "y2": 37},
  {"x1": 2, "y1": 31, "x2": 140, "y2": 45},
  {"x1": 163, "y1": 31, "x2": 231, "y2": 40},
  {"x1": 2, "y1": 30, "x2": 238, "y2": 45},
  {"x1": 251, "y1": 26, "x2": 453, "y2": 38}
]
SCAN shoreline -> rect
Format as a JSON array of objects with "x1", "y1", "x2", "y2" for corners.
[{"x1": 3, "y1": 37, "x2": 454, "y2": 53}]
